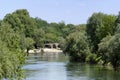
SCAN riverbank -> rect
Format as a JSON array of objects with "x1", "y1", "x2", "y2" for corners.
[{"x1": 28, "y1": 48, "x2": 63, "y2": 54}]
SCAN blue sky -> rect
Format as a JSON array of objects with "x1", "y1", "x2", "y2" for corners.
[{"x1": 0, "y1": 0, "x2": 120, "y2": 24}]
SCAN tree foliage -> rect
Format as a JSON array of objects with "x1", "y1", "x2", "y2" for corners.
[
  {"x1": 0, "y1": 9, "x2": 76, "y2": 79},
  {"x1": 64, "y1": 12, "x2": 120, "y2": 70},
  {"x1": 86, "y1": 13, "x2": 116, "y2": 52},
  {"x1": 1, "y1": 8, "x2": 120, "y2": 78},
  {"x1": 98, "y1": 12, "x2": 120, "y2": 70},
  {"x1": 64, "y1": 31, "x2": 90, "y2": 62},
  {"x1": 0, "y1": 22, "x2": 25, "y2": 79}
]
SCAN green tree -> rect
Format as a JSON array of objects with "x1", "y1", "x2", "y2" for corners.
[
  {"x1": 108, "y1": 33, "x2": 120, "y2": 70},
  {"x1": 98, "y1": 12, "x2": 120, "y2": 70},
  {"x1": 0, "y1": 22, "x2": 25, "y2": 79},
  {"x1": 34, "y1": 17, "x2": 48, "y2": 29},
  {"x1": 4, "y1": 9, "x2": 37, "y2": 37},
  {"x1": 0, "y1": 22, "x2": 20, "y2": 50},
  {"x1": 62, "y1": 24, "x2": 75, "y2": 38},
  {"x1": 98, "y1": 35, "x2": 112, "y2": 65},
  {"x1": 86, "y1": 13, "x2": 116, "y2": 52},
  {"x1": 98, "y1": 33, "x2": 120, "y2": 70},
  {"x1": 24, "y1": 37, "x2": 35, "y2": 55},
  {"x1": 32, "y1": 29, "x2": 45, "y2": 48},
  {"x1": 64, "y1": 31, "x2": 90, "y2": 62}
]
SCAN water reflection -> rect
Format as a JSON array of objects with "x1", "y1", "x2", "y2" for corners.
[
  {"x1": 66, "y1": 62, "x2": 120, "y2": 80},
  {"x1": 24, "y1": 53, "x2": 68, "y2": 80},
  {"x1": 23, "y1": 53, "x2": 120, "y2": 80}
]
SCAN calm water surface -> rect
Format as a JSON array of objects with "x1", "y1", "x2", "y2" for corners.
[{"x1": 23, "y1": 53, "x2": 120, "y2": 80}]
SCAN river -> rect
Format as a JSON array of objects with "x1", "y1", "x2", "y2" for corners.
[{"x1": 23, "y1": 53, "x2": 120, "y2": 80}]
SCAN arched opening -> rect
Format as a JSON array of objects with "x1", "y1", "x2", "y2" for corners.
[
  {"x1": 53, "y1": 44, "x2": 57, "y2": 48},
  {"x1": 45, "y1": 44, "x2": 51, "y2": 48}
]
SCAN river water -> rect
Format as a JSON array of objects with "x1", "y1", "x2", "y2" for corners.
[{"x1": 23, "y1": 53, "x2": 120, "y2": 80}]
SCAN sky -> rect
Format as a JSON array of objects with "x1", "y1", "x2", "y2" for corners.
[{"x1": 0, "y1": 0, "x2": 120, "y2": 25}]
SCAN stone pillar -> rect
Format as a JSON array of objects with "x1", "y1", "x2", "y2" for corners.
[{"x1": 50, "y1": 44, "x2": 53, "y2": 48}]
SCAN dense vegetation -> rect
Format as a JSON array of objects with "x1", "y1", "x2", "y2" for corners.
[
  {"x1": 64, "y1": 12, "x2": 120, "y2": 71},
  {"x1": 0, "y1": 9, "x2": 75, "y2": 79},
  {"x1": 1, "y1": 8, "x2": 120, "y2": 79}
]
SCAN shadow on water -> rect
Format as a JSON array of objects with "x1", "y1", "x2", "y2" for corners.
[{"x1": 23, "y1": 53, "x2": 120, "y2": 80}]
